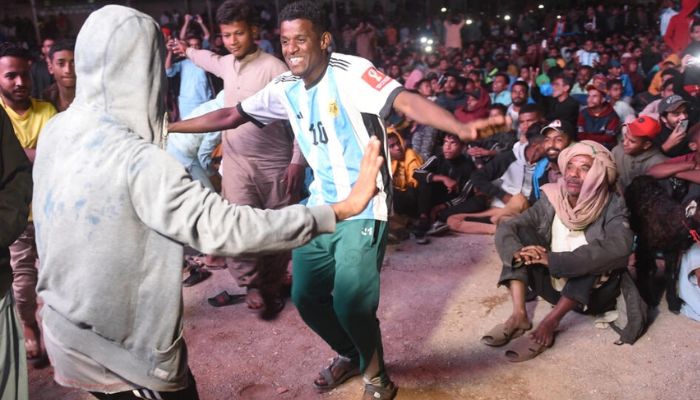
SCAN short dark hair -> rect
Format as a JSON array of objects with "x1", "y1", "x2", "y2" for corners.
[
  {"x1": 494, "y1": 72, "x2": 509, "y2": 83},
  {"x1": 279, "y1": 0, "x2": 328, "y2": 34},
  {"x1": 553, "y1": 75, "x2": 573, "y2": 90},
  {"x1": 511, "y1": 80, "x2": 529, "y2": 93},
  {"x1": 519, "y1": 103, "x2": 543, "y2": 117},
  {"x1": 489, "y1": 103, "x2": 507, "y2": 116},
  {"x1": 607, "y1": 78, "x2": 622, "y2": 90},
  {"x1": 0, "y1": 42, "x2": 31, "y2": 61},
  {"x1": 216, "y1": 0, "x2": 258, "y2": 26},
  {"x1": 48, "y1": 39, "x2": 75, "y2": 61},
  {"x1": 525, "y1": 122, "x2": 547, "y2": 143}
]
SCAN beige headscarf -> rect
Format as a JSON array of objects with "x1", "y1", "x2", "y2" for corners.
[{"x1": 541, "y1": 140, "x2": 617, "y2": 231}]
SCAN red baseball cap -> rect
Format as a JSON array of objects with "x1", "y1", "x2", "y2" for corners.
[{"x1": 626, "y1": 116, "x2": 661, "y2": 139}]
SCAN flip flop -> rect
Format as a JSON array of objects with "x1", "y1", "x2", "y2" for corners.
[
  {"x1": 481, "y1": 322, "x2": 532, "y2": 347},
  {"x1": 313, "y1": 355, "x2": 360, "y2": 393},
  {"x1": 504, "y1": 335, "x2": 551, "y2": 362},
  {"x1": 207, "y1": 291, "x2": 245, "y2": 307}
]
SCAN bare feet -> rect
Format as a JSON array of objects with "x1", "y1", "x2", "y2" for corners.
[
  {"x1": 505, "y1": 312, "x2": 530, "y2": 332},
  {"x1": 530, "y1": 316, "x2": 558, "y2": 347},
  {"x1": 245, "y1": 288, "x2": 264, "y2": 310}
]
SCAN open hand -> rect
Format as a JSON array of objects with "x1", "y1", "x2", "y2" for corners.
[{"x1": 331, "y1": 137, "x2": 383, "y2": 220}]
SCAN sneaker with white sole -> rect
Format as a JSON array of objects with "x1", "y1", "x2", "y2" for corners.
[{"x1": 426, "y1": 220, "x2": 449, "y2": 236}]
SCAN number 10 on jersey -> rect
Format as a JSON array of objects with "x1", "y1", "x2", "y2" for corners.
[{"x1": 310, "y1": 121, "x2": 328, "y2": 145}]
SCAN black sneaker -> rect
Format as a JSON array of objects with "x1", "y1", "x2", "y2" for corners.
[{"x1": 427, "y1": 220, "x2": 449, "y2": 236}]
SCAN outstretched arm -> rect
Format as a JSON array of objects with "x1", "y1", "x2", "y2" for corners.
[
  {"x1": 168, "y1": 106, "x2": 248, "y2": 134},
  {"x1": 392, "y1": 91, "x2": 507, "y2": 142}
]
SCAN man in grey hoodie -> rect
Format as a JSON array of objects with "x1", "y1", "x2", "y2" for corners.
[{"x1": 31, "y1": 5, "x2": 382, "y2": 399}]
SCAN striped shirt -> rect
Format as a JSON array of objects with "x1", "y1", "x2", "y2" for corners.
[{"x1": 239, "y1": 53, "x2": 404, "y2": 221}]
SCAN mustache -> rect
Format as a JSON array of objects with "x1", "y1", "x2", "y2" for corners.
[{"x1": 565, "y1": 177, "x2": 583, "y2": 185}]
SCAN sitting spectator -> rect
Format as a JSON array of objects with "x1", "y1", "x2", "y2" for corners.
[
  {"x1": 466, "y1": 104, "x2": 517, "y2": 168},
  {"x1": 647, "y1": 121, "x2": 700, "y2": 202},
  {"x1": 608, "y1": 79, "x2": 636, "y2": 122},
  {"x1": 653, "y1": 94, "x2": 692, "y2": 157},
  {"x1": 607, "y1": 60, "x2": 634, "y2": 99},
  {"x1": 413, "y1": 134, "x2": 480, "y2": 243},
  {"x1": 571, "y1": 65, "x2": 593, "y2": 98},
  {"x1": 482, "y1": 141, "x2": 632, "y2": 361},
  {"x1": 389, "y1": 131, "x2": 423, "y2": 219},
  {"x1": 530, "y1": 120, "x2": 575, "y2": 204},
  {"x1": 447, "y1": 124, "x2": 547, "y2": 235},
  {"x1": 455, "y1": 91, "x2": 490, "y2": 123},
  {"x1": 490, "y1": 72, "x2": 512, "y2": 106},
  {"x1": 612, "y1": 116, "x2": 667, "y2": 190},
  {"x1": 514, "y1": 104, "x2": 546, "y2": 142},
  {"x1": 531, "y1": 74, "x2": 580, "y2": 128},
  {"x1": 577, "y1": 80, "x2": 621, "y2": 149},
  {"x1": 436, "y1": 71, "x2": 466, "y2": 112},
  {"x1": 506, "y1": 81, "x2": 529, "y2": 132}
]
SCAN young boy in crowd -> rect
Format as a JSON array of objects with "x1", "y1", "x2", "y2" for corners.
[
  {"x1": 612, "y1": 116, "x2": 667, "y2": 190},
  {"x1": 413, "y1": 134, "x2": 481, "y2": 243},
  {"x1": 389, "y1": 131, "x2": 423, "y2": 216}
]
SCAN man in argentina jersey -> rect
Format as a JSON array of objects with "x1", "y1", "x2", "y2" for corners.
[{"x1": 169, "y1": 2, "x2": 507, "y2": 398}]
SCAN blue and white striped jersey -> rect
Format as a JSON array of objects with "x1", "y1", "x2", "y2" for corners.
[{"x1": 238, "y1": 53, "x2": 404, "y2": 221}]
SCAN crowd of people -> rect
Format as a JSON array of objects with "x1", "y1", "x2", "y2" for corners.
[{"x1": 2, "y1": 0, "x2": 700, "y2": 399}]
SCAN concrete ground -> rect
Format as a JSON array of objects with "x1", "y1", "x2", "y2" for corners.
[{"x1": 29, "y1": 233, "x2": 700, "y2": 400}]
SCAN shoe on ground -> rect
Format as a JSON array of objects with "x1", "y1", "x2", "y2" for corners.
[
  {"x1": 182, "y1": 267, "x2": 212, "y2": 287},
  {"x1": 415, "y1": 233, "x2": 430, "y2": 245},
  {"x1": 427, "y1": 220, "x2": 449, "y2": 236}
]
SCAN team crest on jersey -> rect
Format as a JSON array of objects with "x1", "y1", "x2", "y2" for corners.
[
  {"x1": 362, "y1": 67, "x2": 392, "y2": 91},
  {"x1": 328, "y1": 101, "x2": 339, "y2": 117}
]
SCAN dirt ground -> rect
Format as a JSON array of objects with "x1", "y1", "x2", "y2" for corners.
[{"x1": 29, "y1": 233, "x2": 700, "y2": 400}]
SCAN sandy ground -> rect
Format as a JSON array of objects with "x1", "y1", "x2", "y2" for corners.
[{"x1": 29, "y1": 233, "x2": 700, "y2": 400}]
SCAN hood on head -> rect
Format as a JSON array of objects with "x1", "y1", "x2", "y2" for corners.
[
  {"x1": 73, "y1": 5, "x2": 166, "y2": 144},
  {"x1": 681, "y1": 0, "x2": 699, "y2": 16}
]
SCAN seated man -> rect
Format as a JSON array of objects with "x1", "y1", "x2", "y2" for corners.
[
  {"x1": 413, "y1": 133, "x2": 480, "y2": 242},
  {"x1": 388, "y1": 131, "x2": 423, "y2": 234},
  {"x1": 647, "y1": 122, "x2": 700, "y2": 202},
  {"x1": 577, "y1": 80, "x2": 621, "y2": 149},
  {"x1": 530, "y1": 119, "x2": 575, "y2": 204},
  {"x1": 465, "y1": 104, "x2": 516, "y2": 168},
  {"x1": 446, "y1": 124, "x2": 547, "y2": 235},
  {"x1": 612, "y1": 115, "x2": 667, "y2": 190},
  {"x1": 482, "y1": 140, "x2": 633, "y2": 361}
]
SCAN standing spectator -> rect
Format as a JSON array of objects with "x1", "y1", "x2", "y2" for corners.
[
  {"x1": 0, "y1": 42, "x2": 56, "y2": 368},
  {"x1": 179, "y1": 14, "x2": 210, "y2": 45},
  {"x1": 443, "y1": 14, "x2": 464, "y2": 50},
  {"x1": 166, "y1": 34, "x2": 213, "y2": 119},
  {"x1": 0, "y1": 105, "x2": 32, "y2": 400},
  {"x1": 660, "y1": 0, "x2": 678, "y2": 37},
  {"x1": 353, "y1": 20, "x2": 377, "y2": 62},
  {"x1": 41, "y1": 39, "x2": 75, "y2": 112},
  {"x1": 663, "y1": 0, "x2": 699, "y2": 55},
  {"x1": 29, "y1": 37, "x2": 54, "y2": 98}
]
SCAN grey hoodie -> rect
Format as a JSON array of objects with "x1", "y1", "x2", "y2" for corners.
[{"x1": 33, "y1": 5, "x2": 334, "y2": 391}]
